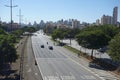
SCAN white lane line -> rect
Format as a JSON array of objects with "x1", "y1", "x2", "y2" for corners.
[
  {"x1": 27, "y1": 68, "x2": 31, "y2": 72},
  {"x1": 35, "y1": 73, "x2": 38, "y2": 75},
  {"x1": 61, "y1": 51, "x2": 105, "y2": 80},
  {"x1": 43, "y1": 76, "x2": 60, "y2": 80},
  {"x1": 80, "y1": 75, "x2": 96, "y2": 79},
  {"x1": 61, "y1": 75, "x2": 76, "y2": 80}
]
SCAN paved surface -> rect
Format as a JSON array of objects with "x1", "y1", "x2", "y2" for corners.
[
  {"x1": 31, "y1": 32, "x2": 103, "y2": 80},
  {"x1": 56, "y1": 45, "x2": 120, "y2": 80},
  {"x1": 24, "y1": 37, "x2": 43, "y2": 80}
]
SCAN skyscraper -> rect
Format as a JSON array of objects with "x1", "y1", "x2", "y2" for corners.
[{"x1": 113, "y1": 6, "x2": 118, "y2": 25}]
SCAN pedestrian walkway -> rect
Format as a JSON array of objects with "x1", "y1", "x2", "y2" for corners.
[{"x1": 63, "y1": 39, "x2": 110, "y2": 59}]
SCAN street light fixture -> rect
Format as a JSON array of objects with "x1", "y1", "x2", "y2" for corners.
[{"x1": 5, "y1": 0, "x2": 18, "y2": 31}]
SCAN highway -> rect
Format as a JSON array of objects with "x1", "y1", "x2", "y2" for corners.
[
  {"x1": 31, "y1": 32, "x2": 102, "y2": 80},
  {"x1": 24, "y1": 37, "x2": 43, "y2": 80}
]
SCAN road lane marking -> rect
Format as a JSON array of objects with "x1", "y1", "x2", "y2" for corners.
[
  {"x1": 27, "y1": 68, "x2": 31, "y2": 72},
  {"x1": 35, "y1": 73, "x2": 38, "y2": 75},
  {"x1": 81, "y1": 75, "x2": 96, "y2": 79},
  {"x1": 60, "y1": 50, "x2": 105, "y2": 80},
  {"x1": 61, "y1": 75, "x2": 76, "y2": 80},
  {"x1": 43, "y1": 76, "x2": 76, "y2": 80},
  {"x1": 43, "y1": 76, "x2": 60, "y2": 80}
]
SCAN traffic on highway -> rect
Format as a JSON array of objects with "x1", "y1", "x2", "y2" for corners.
[{"x1": 31, "y1": 30, "x2": 102, "y2": 80}]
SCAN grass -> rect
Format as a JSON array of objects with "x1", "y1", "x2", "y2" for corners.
[
  {"x1": 64, "y1": 45, "x2": 92, "y2": 60},
  {"x1": 64, "y1": 45, "x2": 80, "y2": 54}
]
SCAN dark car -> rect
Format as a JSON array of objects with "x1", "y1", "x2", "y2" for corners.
[
  {"x1": 48, "y1": 46, "x2": 53, "y2": 50},
  {"x1": 98, "y1": 47, "x2": 107, "y2": 53},
  {"x1": 41, "y1": 45, "x2": 44, "y2": 48}
]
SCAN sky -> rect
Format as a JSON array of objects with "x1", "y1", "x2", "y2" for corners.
[{"x1": 0, "y1": 0, "x2": 120, "y2": 24}]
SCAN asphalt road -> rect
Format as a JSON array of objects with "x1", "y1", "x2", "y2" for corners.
[
  {"x1": 31, "y1": 32, "x2": 103, "y2": 80},
  {"x1": 24, "y1": 37, "x2": 42, "y2": 80}
]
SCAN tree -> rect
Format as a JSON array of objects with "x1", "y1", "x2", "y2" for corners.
[
  {"x1": 11, "y1": 29, "x2": 23, "y2": 38},
  {"x1": 52, "y1": 29, "x2": 59, "y2": 40},
  {"x1": 7, "y1": 34, "x2": 17, "y2": 43},
  {"x1": 0, "y1": 35, "x2": 18, "y2": 65},
  {"x1": 0, "y1": 28, "x2": 6, "y2": 35},
  {"x1": 108, "y1": 32, "x2": 120, "y2": 62},
  {"x1": 76, "y1": 29, "x2": 110, "y2": 59},
  {"x1": 99, "y1": 25, "x2": 120, "y2": 39},
  {"x1": 22, "y1": 26, "x2": 37, "y2": 33}
]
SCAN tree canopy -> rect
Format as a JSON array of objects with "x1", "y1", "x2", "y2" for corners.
[
  {"x1": 75, "y1": 25, "x2": 118, "y2": 59},
  {"x1": 108, "y1": 32, "x2": 120, "y2": 62},
  {"x1": 76, "y1": 28, "x2": 110, "y2": 49},
  {"x1": 0, "y1": 35, "x2": 18, "y2": 64}
]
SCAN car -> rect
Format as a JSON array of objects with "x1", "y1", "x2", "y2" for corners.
[
  {"x1": 41, "y1": 45, "x2": 44, "y2": 48},
  {"x1": 48, "y1": 46, "x2": 53, "y2": 50},
  {"x1": 98, "y1": 47, "x2": 107, "y2": 53}
]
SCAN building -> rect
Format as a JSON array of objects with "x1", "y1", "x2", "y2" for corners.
[
  {"x1": 101, "y1": 15, "x2": 113, "y2": 25},
  {"x1": 101, "y1": 15, "x2": 107, "y2": 25},
  {"x1": 113, "y1": 6, "x2": 118, "y2": 25},
  {"x1": 6, "y1": 22, "x2": 20, "y2": 31},
  {"x1": 96, "y1": 19, "x2": 100, "y2": 25},
  {"x1": 72, "y1": 19, "x2": 80, "y2": 28},
  {"x1": 39, "y1": 20, "x2": 45, "y2": 28},
  {"x1": 100, "y1": 6, "x2": 118, "y2": 26}
]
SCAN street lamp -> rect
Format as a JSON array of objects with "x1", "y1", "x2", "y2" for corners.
[{"x1": 5, "y1": 0, "x2": 18, "y2": 31}]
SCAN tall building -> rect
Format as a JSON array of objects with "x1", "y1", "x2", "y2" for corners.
[
  {"x1": 101, "y1": 15, "x2": 113, "y2": 25},
  {"x1": 101, "y1": 15, "x2": 107, "y2": 25},
  {"x1": 96, "y1": 19, "x2": 100, "y2": 25},
  {"x1": 72, "y1": 19, "x2": 80, "y2": 28},
  {"x1": 113, "y1": 6, "x2": 118, "y2": 25},
  {"x1": 39, "y1": 20, "x2": 45, "y2": 28}
]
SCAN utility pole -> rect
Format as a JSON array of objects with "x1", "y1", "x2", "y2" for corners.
[
  {"x1": 5, "y1": 0, "x2": 18, "y2": 31},
  {"x1": 17, "y1": 9, "x2": 23, "y2": 28}
]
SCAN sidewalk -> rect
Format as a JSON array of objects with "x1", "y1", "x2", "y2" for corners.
[
  {"x1": 63, "y1": 39, "x2": 110, "y2": 59},
  {"x1": 62, "y1": 39, "x2": 120, "y2": 80}
]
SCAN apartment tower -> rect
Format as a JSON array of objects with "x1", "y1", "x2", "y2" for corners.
[{"x1": 113, "y1": 6, "x2": 118, "y2": 25}]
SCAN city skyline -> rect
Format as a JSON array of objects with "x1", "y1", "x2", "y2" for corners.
[{"x1": 0, "y1": 0, "x2": 120, "y2": 24}]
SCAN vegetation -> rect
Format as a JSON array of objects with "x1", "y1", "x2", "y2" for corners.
[
  {"x1": 0, "y1": 35, "x2": 17, "y2": 64},
  {"x1": 51, "y1": 25, "x2": 120, "y2": 61},
  {"x1": 76, "y1": 25, "x2": 120, "y2": 59},
  {"x1": 0, "y1": 25, "x2": 37, "y2": 70},
  {"x1": 21, "y1": 26, "x2": 37, "y2": 33},
  {"x1": 51, "y1": 28, "x2": 80, "y2": 40},
  {"x1": 64, "y1": 45, "x2": 80, "y2": 54},
  {"x1": 0, "y1": 30, "x2": 18, "y2": 69},
  {"x1": 76, "y1": 29, "x2": 110, "y2": 59},
  {"x1": 108, "y1": 32, "x2": 120, "y2": 63}
]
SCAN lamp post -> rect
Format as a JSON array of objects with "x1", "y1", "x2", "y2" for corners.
[{"x1": 5, "y1": 0, "x2": 18, "y2": 31}]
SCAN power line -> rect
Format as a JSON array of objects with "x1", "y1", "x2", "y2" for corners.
[
  {"x1": 17, "y1": 9, "x2": 23, "y2": 28},
  {"x1": 5, "y1": 0, "x2": 18, "y2": 31}
]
